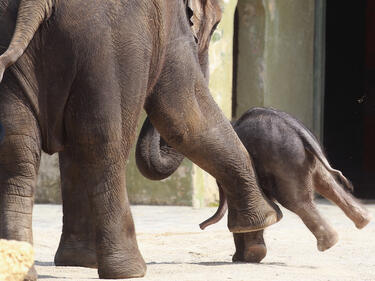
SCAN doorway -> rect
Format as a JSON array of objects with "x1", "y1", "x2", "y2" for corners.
[{"x1": 324, "y1": 0, "x2": 375, "y2": 198}]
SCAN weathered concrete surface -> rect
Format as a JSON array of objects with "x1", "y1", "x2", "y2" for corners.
[
  {"x1": 235, "y1": 0, "x2": 316, "y2": 134},
  {"x1": 33, "y1": 200, "x2": 374, "y2": 281}
]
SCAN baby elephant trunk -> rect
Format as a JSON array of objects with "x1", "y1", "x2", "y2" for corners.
[{"x1": 199, "y1": 183, "x2": 228, "y2": 230}]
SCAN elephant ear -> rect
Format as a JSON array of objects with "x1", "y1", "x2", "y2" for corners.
[
  {"x1": 186, "y1": 0, "x2": 203, "y2": 41},
  {"x1": 186, "y1": 0, "x2": 222, "y2": 53}
]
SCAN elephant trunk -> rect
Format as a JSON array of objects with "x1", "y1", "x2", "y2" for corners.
[
  {"x1": 135, "y1": 117, "x2": 184, "y2": 180},
  {"x1": 0, "y1": 0, "x2": 55, "y2": 82},
  {"x1": 199, "y1": 183, "x2": 228, "y2": 230}
]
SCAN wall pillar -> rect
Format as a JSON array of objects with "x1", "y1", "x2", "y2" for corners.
[{"x1": 235, "y1": 0, "x2": 316, "y2": 132}]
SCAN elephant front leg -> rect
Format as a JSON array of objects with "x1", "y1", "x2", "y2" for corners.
[
  {"x1": 145, "y1": 49, "x2": 281, "y2": 233},
  {"x1": 54, "y1": 150, "x2": 97, "y2": 268},
  {"x1": 232, "y1": 231, "x2": 267, "y2": 263},
  {"x1": 0, "y1": 94, "x2": 41, "y2": 281}
]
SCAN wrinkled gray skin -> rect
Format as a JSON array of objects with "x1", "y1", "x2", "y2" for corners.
[
  {"x1": 140, "y1": 107, "x2": 372, "y2": 263},
  {"x1": 0, "y1": 0, "x2": 281, "y2": 280},
  {"x1": 204, "y1": 108, "x2": 372, "y2": 263}
]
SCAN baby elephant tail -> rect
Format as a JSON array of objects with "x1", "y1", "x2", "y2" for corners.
[
  {"x1": 310, "y1": 148, "x2": 354, "y2": 193},
  {"x1": 297, "y1": 125, "x2": 354, "y2": 193}
]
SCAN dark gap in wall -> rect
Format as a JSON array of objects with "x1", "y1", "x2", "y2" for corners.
[{"x1": 324, "y1": 0, "x2": 375, "y2": 198}]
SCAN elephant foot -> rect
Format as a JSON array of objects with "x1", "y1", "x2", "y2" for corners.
[
  {"x1": 24, "y1": 265, "x2": 37, "y2": 281},
  {"x1": 317, "y1": 231, "x2": 339, "y2": 252},
  {"x1": 54, "y1": 236, "x2": 97, "y2": 268},
  {"x1": 228, "y1": 201, "x2": 283, "y2": 233},
  {"x1": 98, "y1": 253, "x2": 147, "y2": 279},
  {"x1": 232, "y1": 231, "x2": 267, "y2": 263},
  {"x1": 232, "y1": 244, "x2": 267, "y2": 263},
  {"x1": 354, "y1": 210, "x2": 372, "y2": 229}
]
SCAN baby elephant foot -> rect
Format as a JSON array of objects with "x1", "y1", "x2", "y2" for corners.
[
  {"x1": 316, "y1": 230, "x2": 339, "y2": 251},
  {"x1": 354, "y1": 209, "x2": 372, "y2": 229},
  {"x1": 54, "y1": 235, "x2": 97, "y2": 268},
  {"x1": 232, "y1": 231, "x2": 267, "y2": 263}
]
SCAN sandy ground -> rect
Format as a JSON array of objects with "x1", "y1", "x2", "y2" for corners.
[{"x1": 33, "y1": 200, "x2": 375, "y2": 281}]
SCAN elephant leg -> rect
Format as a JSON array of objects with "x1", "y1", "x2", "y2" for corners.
[
  {"x1": 145, "y1": 49, "x2": 281, "y2": 233},
  {"x1": 58, "y1": 140, "x2": 146, "y2": 278},
  {"x1": 232, "y1": 230, "x2": 267, "y2": 263},
  {"x1": 284, "y1": 201, "x2": 338, "y2": 251},
  {"x1": 61, "y1": 60, "x2": 149, "y2": 278},
  {"x1": 54, "y1": 150, "x2": 97, "y2": 268},
  {"x1": 0, "y1": 92, "x2": 41, "y2": 281},
  {"x1": 313, "y1": 167, "x2": 371, "y2": 229}
]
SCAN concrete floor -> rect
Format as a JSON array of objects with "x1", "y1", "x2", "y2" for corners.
[{"x1": 33, "y1": 200, "x2": 375, "y2": 281}]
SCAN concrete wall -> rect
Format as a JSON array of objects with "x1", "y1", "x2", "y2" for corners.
[{"x1": 235, "y1": 0, "x2": 315, "y2": 131}]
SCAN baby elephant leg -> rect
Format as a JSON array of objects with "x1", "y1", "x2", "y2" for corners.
[
  {"x1": 232, "y1": 230, "x2": 267, "y2": 263},
  {"x1": 287, "y1": 202, "x2": 339, "y2": 251},
  {"x1": 313, "y1": 167, "x2": 371, "y2": 229}
]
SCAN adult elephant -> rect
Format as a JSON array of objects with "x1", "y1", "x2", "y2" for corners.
[{"x1": 0, "y1": 0, "x2": 281, "y2": 279}]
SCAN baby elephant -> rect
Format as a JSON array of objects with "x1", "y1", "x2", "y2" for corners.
[{"x1": 200, "y1": 107, "x2": 371, "y2": 263}]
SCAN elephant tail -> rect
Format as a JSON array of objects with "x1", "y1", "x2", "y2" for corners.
[
  {"x1": 0, "y1": 0, "x2": 56, "y2": 83},
  {"x1": 303, "y1": 136, "x2": 354, "y2": 193},
  {"x1": 135, "y1": 117, "x2": 185, "y2": 180},
  {"x1": 285, "y1": 112, "x2": 355, "y2": 193},
  {"x1": 199, "y1": 183, "x2": 228, "y2": 230}
]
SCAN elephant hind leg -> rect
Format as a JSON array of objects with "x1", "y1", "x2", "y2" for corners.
[
  {"x1": 275, "y1": 177, "x2": 338, "y2": 252},
  {"x1": 292, "y1": 203, "x2": 338, "y2": 251},
  {"x1": 54, "y1": 149, "x2": 97, "y2": 268},
  {"x1": 313, "y1": 166, "x2": 371, "y2": 229}
]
